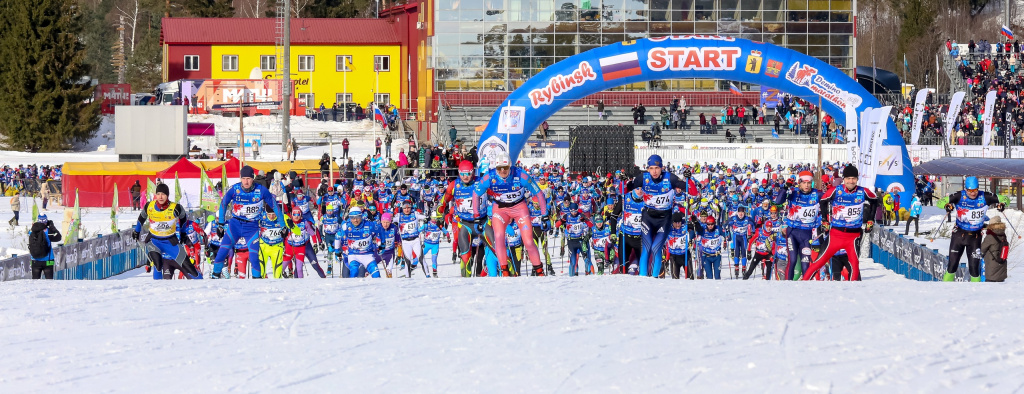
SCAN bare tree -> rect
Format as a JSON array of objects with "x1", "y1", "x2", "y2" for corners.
[
  {"x1": 238, "y1": 0, "x2": 266, "y2": 17},
  {"x1": 291, "y1": 0, "x2": 312, "y2": 17},
  {"x1": 115, "y1": 0, "x2": 140, "y2": 55}
]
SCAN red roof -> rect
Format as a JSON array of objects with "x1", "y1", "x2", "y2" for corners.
[{"x1": 161, "y1": 18, "x2": 400, "y2": 46}]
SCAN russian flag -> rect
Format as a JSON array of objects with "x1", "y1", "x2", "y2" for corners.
[
  {"x1": 730, "y1": 82, "x2": 742, "y2": 96},
  {"x1": 374, "y1": 106, "x2": 388, "y2": 127},
  {"x1": 1002, "y1": 25, "x2": 1014, "y2": 40},
  {"x1": 599, "y1": 52, "x2": 642, "y2": 81}
]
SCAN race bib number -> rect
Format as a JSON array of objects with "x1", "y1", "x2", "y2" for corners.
[
  {"x1": 959, "y1": 207, "x2": 987, "y2": 226},
  {"x1": 497, "y1": 190, "x2": 524, "y2": 203},
  {"x1": 789, "y1": 205, "x2": 819, "y2": 224},
  {"x1": 569, "y1": 223, "x2": 585, "y2": 233},
  {"x1": 832, "y1": 205, "x2": 863, "y2": 222},
  {"x1": 350, "y1": 238, "x2": 370, "y2": 250},
  {"x1": 624, "y1": 213, "x2": 642, "y2": 228},
  {"x1": 427, "y1": 232, "x2": 441, "y2": 242},
  {"x1": 261, "y1": 228, "x2": 283, "y2": 242},
  {"x1": 702, "y1": 237, "x2": 722, "y2": 250},
  {"x1": 232, "y1": 202, "x2": 262, "y2": 220},
  {"x1": 648, "y1": 193, "x2": 672, "y2": 210},
  {"x1": 456, "y1": 198, "x2": 472, "y2": 213},
  {"x1": 323, "y1": 224, "x2": 338, "y2": 233},
  {"x1": 402, "y1": 222, "x2": 418, "y2": 234}
]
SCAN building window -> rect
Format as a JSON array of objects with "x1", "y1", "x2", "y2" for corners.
[
  {"x1": 336, "y1": 93, "x2": 352, "y2": 104},
  {"x1": 222, "y1": 55, "x2": 238, "y2": 72},
  {"x1": 374, "y1": 55, "x2": 390, "y2": 72},
  {"x1": 336, "y1": 55, "x2": 352, "y2": 71},
  {"x1": 184, "y1": 55, "x2": 200, "y2": 71},
  {"x1": 260, "y1": 55, "x2": 277, "y2": 71},
  {"x1": 298, "y1": 93, "x2": 314, "y2": 108},
  {"x1": 298, "y1": 55, "x2": 315, "y2": 72},
  {"x1": 374, "y1": 93, "x2": 390, "y2": 105}
]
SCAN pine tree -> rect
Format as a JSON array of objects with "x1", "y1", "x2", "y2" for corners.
[
  {"x1": 180, "y1": 0, "x2": 235, "y2": 17},
  {"x1": 0, "y1": 0, "x2": 102, "y2": 152}
]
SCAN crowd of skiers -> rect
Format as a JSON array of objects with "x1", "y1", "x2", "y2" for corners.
[{"x1": 114, "y1": 152, "x2": 1014, "y2": 282}]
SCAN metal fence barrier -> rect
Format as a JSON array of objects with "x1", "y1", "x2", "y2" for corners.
[{"x1": 869, "y1": 227, "x2": 971, "y2": 282}]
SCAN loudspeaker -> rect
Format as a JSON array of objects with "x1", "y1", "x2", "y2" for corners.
[{"x1": 568, "y1": 125, "x2": 635, "y2": 175}]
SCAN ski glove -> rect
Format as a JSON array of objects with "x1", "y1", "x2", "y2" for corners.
[{"x1": 132, "y1": 230, "x2": 140, "y2": 241}]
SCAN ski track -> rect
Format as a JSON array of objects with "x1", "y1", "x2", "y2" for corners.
[{"x1": 1, "y1": 254, "x2": 1023, "y2": 393}]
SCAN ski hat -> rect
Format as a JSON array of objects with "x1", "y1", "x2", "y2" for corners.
[
  {"x1": 797, "y1": 171, "x2": 813, "y2": 183},
  {"x1": 842, "y1": 165, "x2": 859, "y2": 179},
  {"x1": 705, "y1": 216, "x2": 716, "y2": 225},
  {"x1": 155, "y1": 183, "x2": 170, "y2": 196},
  {"x1": 240, "y1": 165, "x2": 255, "y2": 179},
  {"x1": 965, "y1": 176, "x2": 980, "y2": 190},
  {"x1": 381, "y1": 212, "x2": 392, "y2": 222},
  {"x1": 647, "y1": 154, "x2": 663, "y2": 167},
  {"x1": 349, "y1": 206, "x2": 363, "y2": 217},
  {"x1": 672, "y1": 212, "x2": 684, "y2": 222},
  {"x1": 459, "y1": 160, "x2": 474, "y2": 173},
  {"x1": 569, "y1": 202, "x2": 580, "y2": 212},
  {"x1": 37, "y1": 214, "x2": 48, "y2": 223},
  {"x1": 291, "y1": 206, "x2": 303, "y2": 216}
]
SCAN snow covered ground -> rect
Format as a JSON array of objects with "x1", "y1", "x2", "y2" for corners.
[{"x1": 2, "y1": 253, "x2": 1024, "y2": 393}]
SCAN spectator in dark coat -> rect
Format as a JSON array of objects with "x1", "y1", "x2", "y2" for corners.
[
  {"x1": 28, "y1": 215, "x2": 62, "y2": 279},
  {"x1": 982, "y1": 216, "x2": 1009, "y2": 282}
]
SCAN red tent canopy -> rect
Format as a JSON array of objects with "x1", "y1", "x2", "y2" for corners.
[
  {"x1": 157, "y1": 157, "x2": 203, "y2": 179},
  {"x1": 205, "y1": 156, "x2": 241, "y2": 179}
]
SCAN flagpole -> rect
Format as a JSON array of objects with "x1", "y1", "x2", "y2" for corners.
[{"x1": 817, "y1": 95, "x2": 823, "y2": 189}]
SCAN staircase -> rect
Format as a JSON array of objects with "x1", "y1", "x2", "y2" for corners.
[
  {"x1": 439, "y1": 105, "x2": 833, "y2": 146},
  {"x1": 941, "y1": 49, "x2": 971, "y2": 98}
]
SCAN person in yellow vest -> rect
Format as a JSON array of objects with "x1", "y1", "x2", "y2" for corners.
[{"x1": 133, "y1": 183, "x2": 200, "y2": 280}]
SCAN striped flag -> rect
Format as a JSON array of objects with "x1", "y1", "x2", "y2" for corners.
[
  {"x1": 374, "y1": 106, "x2": 388, "y2": 127},
  {"x1": 1002, "y1": 25, "x2": 1015, "y2": 40},
  {"x1": 729, "y1": 82, "x2": 742, "y2": 96}
]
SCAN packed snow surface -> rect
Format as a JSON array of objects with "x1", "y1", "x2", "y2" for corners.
[{"x1": 1, "y1": 258, "x2": 1023, "y2": 393}]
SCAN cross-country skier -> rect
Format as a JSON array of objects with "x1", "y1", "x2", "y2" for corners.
[
  {"x1": 252, "y1": 210, "x2": 286, "y2": 278},
  {"x1": 376, "y1": 212, "x2": 401, "y2": 277},
  {"x1": 562, "y1": 202, "x2": 594, "y2": 276},
  {"x1": 666, "y1": 212, "x2": 692, "y2": 279},
  {"x1": 618, "y1": 188, "x2": 646, "y2": 274},
  {"x1": 337, "y1": 206, "x2": 384, "y2": 278},
  {"x1": 743, "y1": 218, "x2": 778, "y2": 280},
  {"x1": 133, "y1": 183, "x2": 200, "y2": 280},
  {"x1": 726, "y1": 206, "x2": 754, "y2": 278},
  {"x1": 320, "y1": 202, "x2": 343, "y2": 276},
  {"x1": 397, "y1": 200, "x2": 428, "y2": 277},
  {"x1": 212, "y1": 166, "x2": 282, "y2": 278},
  {"x1": 529, "y1": 198, "x2": 555, "y2": 275},
  {"x1": 437, "y1": 161, "x2": 489, "y2": 277},
  {"x1": 774, "y1": 170, "x2": 823, "y2": 280},
  {"x1": 694, "y1": 215, "x2": 726, "y2": 280},
  {"x1": 474, "y1": 151, "x2": 548, "y2": 276},
  {"x1": 423, "y1": 212, "x2": 449, "y2": 278},
  {"x1": 800, "y1": 165, "x2": 878, "y2": 281},
  {"x1": 179, "y1": 219, "x2": 207, "y2": 279},
  {"x1": 625, "y1": 154, "x2": 688, "y2": 277},
  {"x1": 941, "y1": 176, "x2": 1006, "y2": 281},
  {"x1": 282, "y1": 206, "x2": 327, "y2": 278},
  {"x1": 590, "y1": 215, "x2": 615, "y2": 275}
]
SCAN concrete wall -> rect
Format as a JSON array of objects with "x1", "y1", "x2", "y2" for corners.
[{"x1": 114, "y1": 106, "x2": 187, "y2": 159}]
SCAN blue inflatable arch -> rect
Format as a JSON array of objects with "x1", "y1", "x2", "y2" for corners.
[{"x1": 477, "y1": 36, "x2": 913, "y2": 196}]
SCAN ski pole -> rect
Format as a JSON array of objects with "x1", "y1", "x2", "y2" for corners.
[
  {"x1": 1002, "y1": 211, "x2": 1023, "y2": 239},
  {"x1": 929, "y1": 213, "x2": 950, "y2": 243}
]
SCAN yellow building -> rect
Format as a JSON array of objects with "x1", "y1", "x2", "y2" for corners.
[{"x1": 162, "y1": 18, "x2": 405, "y2": 110}]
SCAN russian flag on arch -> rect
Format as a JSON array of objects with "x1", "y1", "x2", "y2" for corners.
[
  {"x1": 1002, "y1": 25, "x2": 1015, "y2": 40},
  {"x1": 374, "y1": 107, "x2": 388, "y2": 127},
  {"x1": 729, "y1": 82, "x2": 742, "y2": 96}
]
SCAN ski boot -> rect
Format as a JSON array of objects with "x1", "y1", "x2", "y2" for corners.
[
  {"x1": 545, "y1": 264, "x2": 556, "y2": 276},
  {"x1": 145, "y1": 264, "x2": 152, "y2": 273},
  {"x1": 970, "y1": 276, "x2": 981, "y2": 282},
  {"x1": 942, "y1": 272, "x2": 955, "y2": 282},
  {"x1": 532, "y1": 265, "x2": 545, "y2": 277},
  {"x1": 210, "y1": 272, "x2": 222, "y2": 279},
  {"x1": 501, "y1": 266, "x2": 511, "y2": 277},
  {"x1": 326, "y1": 264, "x2": 333, "y2": 276},
  {"x1": 432, "y1": 268, "x2": 438, "y2": 278}
]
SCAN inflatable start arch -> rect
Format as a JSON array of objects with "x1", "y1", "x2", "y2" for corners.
[{"x1": 477, "y1": 36, "x2": 913, "y2": 196}]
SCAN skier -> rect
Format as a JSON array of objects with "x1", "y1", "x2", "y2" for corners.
[
  {"x1": 337, "y1": 206, "x2": 384, "y2": 278},
  {"x1": 529, "y1": 198, "x2": 555, "y2": 275},
  {"x1": 252, "y1": 210, "x2": 286, "y2": 278},
  {"x1": 774, "y1": 170, "x2": 823, "y2": 280},
  {"x1": 179, "y1": 219, "x2": 207, "y2": 279},
  {"x1": 666, "y1": 212, "x2": 692, "y2": 279},
  {"x1": 282, "y1": 206, "x2": 327, "y2": 278},
  {"x1": 376, "y1": 213, "x2": 401, "y2": 277},
  {"x1": 562, "y1": 203, "x2": 595, "y2": 276},
  {"x1": 397, "y1": 200, "x2": 428, "y2": 277},
  {"x1": 133, "y1": 183, "x2": 200, "y2": 280},
  {"x1": 618, "y1": 188, "x2": 646, "y2": 274},
  {"x1": 743, "y1": 218, "x2": 778, "y2": 280},
  {"x1": 625, "y1": 154, "x2": 688, "y2": 277},
  {"x1": 423, "y1": 212, "x2": 449, "y2": 278},
  {"x1": 474, "y1": 151, "x2": 548, "y2": 277},
  {"x1": 320, "y1": 202, "x2": 343, "y2": 276},
  {"x1": 694, "y1": 215, "x2": 725, "y2": 280},
  {"x1": 213, "y1": 166, "x2": 282, "y2": 278},
  {"x1": 437, "y1": 160, "x2": 489, "y2": 277},
  {"x1": 505, "y1": 222, "x2": 526, "y2": 276},
  {"x1": 801, "y1": 165, "x2": 878, "y2": 281},
  {"x1": 941, "y1": 176, "x2": 1006, "y2": 281},
  {"x1": 726, "y1": 206, "x2": 754, "y2": 278},
  {"x1": 590, "y1": 215, "x2": 616, "y2": 275}
]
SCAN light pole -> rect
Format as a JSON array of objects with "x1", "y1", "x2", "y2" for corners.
[{"x1": 320, "y1": 132, "x2": 333, "y2": 185}]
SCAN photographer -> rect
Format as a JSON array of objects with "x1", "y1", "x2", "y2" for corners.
[{"x1": 28, "y1": 214, "x2": 62, "y2": 279}]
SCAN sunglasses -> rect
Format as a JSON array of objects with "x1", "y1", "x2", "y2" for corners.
[{"x1": 459, "y1": 171, "x2": 473, "y2": 176}]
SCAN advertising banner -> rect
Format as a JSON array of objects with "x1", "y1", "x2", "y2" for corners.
[
  {"x1": 94, "y1": 84, "x2": 132, "y2": 115},
  {"x1": 198, "y1": 79, "x2": 283, "y2": 111},
  {"x1": 479, "y1": 36, "x2": 915, "y2": 200}
]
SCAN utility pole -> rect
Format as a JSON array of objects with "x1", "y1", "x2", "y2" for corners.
[
  {"x1": 281, "y1": 0, "x2": 292, "y2": 150},
  {"x1": 112, "y1": 16, "x2": 126, "y2": 84}
]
